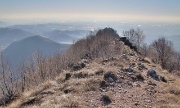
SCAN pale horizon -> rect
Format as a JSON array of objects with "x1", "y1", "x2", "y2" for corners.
[{"x1": 0, "y1": 0, "x2": 180, "y2": 23}]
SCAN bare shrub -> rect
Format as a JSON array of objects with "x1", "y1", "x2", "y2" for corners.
[
  {"x1": 66, "y1": 27, "x2": 122, "y2": 63},
  {"x1": 140, "y1": 43, "x2": 149, "y2": 57},
  {"x1": 150, "y1": 37, "x2": 174, "y2": 69},
  {"x1": 123, "y1": 28, "x2": 145, "y2": 52},
  {"x1": 0, "y1": 54, "x2": 18, "y2": 106}
]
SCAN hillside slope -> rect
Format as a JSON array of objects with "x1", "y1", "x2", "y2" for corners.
[
  {"x1": 0, "y1": 28, "x2": 34, "y2": 45},
  {"x1": 7, "y1": 41, "x2": 180, "y2": 108},
  {"x1": 2, "y1": 28, "x2": 180, "y2": 108},
  {"x1": 3, "y1": 35, "x2": 70, "y2": 67}
]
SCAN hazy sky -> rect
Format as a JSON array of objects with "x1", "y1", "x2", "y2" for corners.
[{"x1": 0, "y1": 0, "x2": 180, "y2": 23}]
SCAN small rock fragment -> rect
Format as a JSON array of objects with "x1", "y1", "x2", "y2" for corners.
[
  {"x1": 104, "y1": 71, "x2": 117, "y2": 83},
  {"x1": 147, "y1": 69, "x2": 159, "y2": 81},
  {"x1": 101, "y1": 95, "x2": 112, "y2": 105}
]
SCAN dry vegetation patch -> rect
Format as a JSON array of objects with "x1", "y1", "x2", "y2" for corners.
[{"x1": 1, "y1": 28, "x2": 180, "y2": 108}]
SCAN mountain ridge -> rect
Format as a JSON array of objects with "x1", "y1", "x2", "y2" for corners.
[
  {"x1": 3, "y1": 28, "x2": 180, "y2": 108},
  {"x1": 1, "y1": 28, "x2": 180, "y2": 108},
  {"x1": 3, "y1": 35, "x2": 70, "y2": 67},
  {"x1": 0, "y1": 27, "x2": 34, "y2": 45},
  {"x1": 6, "y1": 38, "x2": 179, "y2": 108}
]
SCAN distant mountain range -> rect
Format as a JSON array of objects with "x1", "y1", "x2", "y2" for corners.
[
  {"x1": 9, "y1": 23, "x2": 89, "y2": 37},
  {"x1": 0, "y1": 27, "x2": 34, "y2": 45},
  {"x1": 0, "y1": 21, "x2": 6, "y2": 27},
  {"x1": 3, "y1": 35, "x2": 70, "y2": 67},
  {"x1": 9, "y1": 24, "x2": 56, "y2": 35},
  {"x1": 8, "y1": 24, "x2": 89, "y2": 43},
  {"x1": 43, "y1": 30, "x2": 88, "y2": 43}
]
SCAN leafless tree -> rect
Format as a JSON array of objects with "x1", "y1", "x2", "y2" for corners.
[
  {"x1": 123, "y1": 28, "x2": 145, "y2": 51},
  {"x1": 151, "y1": 37, "x2": 174, "y2": 69},
  {"x1": 0, "y1": 53, "x2": 18, "y2": 105},
  {"x1": 140, "y1": 43, "x2": 149, "y2": 57}
]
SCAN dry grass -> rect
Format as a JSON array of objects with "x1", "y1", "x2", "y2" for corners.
[
  {"x1": 52, "y1": 94, "x2": 84, "y2": 108},
  {"x1": 2, "y1": 33, "x2": 180, "y2": 108},
  {"x1": 83, "y1": 78, "x2": 101, "y2": 92},
  {"x1": 143, "y1": 57, "x2": 152, "y2": 64},
  {"x1": 6, "y1": 80, "x2": 54, "y2": 108},
  {"x1": 111, "y1": 61, "x2": 126, "y2": 67},
  {"x1": 5, "y1": 58, "x2": 180, "y2": 108},
  {"x1": 156, "y1": 74, "x2": 180, "y2": 108}
]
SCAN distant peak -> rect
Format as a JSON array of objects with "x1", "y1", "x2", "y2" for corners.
[
  {"x1": 25, "y1": 35, "x2": 45, "y2": 40},
  {"x1": 30, "y1": 35, "x2": 43, "y2": 38}
]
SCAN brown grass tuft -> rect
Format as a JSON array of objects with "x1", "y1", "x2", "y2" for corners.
[
  {"x1": 83, "y1": 79, "x2": 100, "y2": 92},
  {"x1": 7, "y1": 80, "x2": 54, "y2": 108}
]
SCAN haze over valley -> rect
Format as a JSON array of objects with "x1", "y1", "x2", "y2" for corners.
[{"x1": 0, "y1": 21, "x2": 180, "y2": 51}]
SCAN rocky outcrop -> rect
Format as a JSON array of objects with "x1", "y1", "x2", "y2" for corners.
[
  {"x1": 119, "y1": 37, "x2": 137, "y2": 51},
  {"x1": 100, "y1": 95, "x2": 112, "y2": 105},
  {"x1": 104, "y1": 71, "x2": 117, "y2": 83},
  {"x1": 147, "y1": 69, "x2": 159, "y2": 81}
]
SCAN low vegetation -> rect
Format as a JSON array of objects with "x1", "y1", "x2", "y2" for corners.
[{"x1": 0, "y1": 27, "x2": 180, "y2": 107}]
